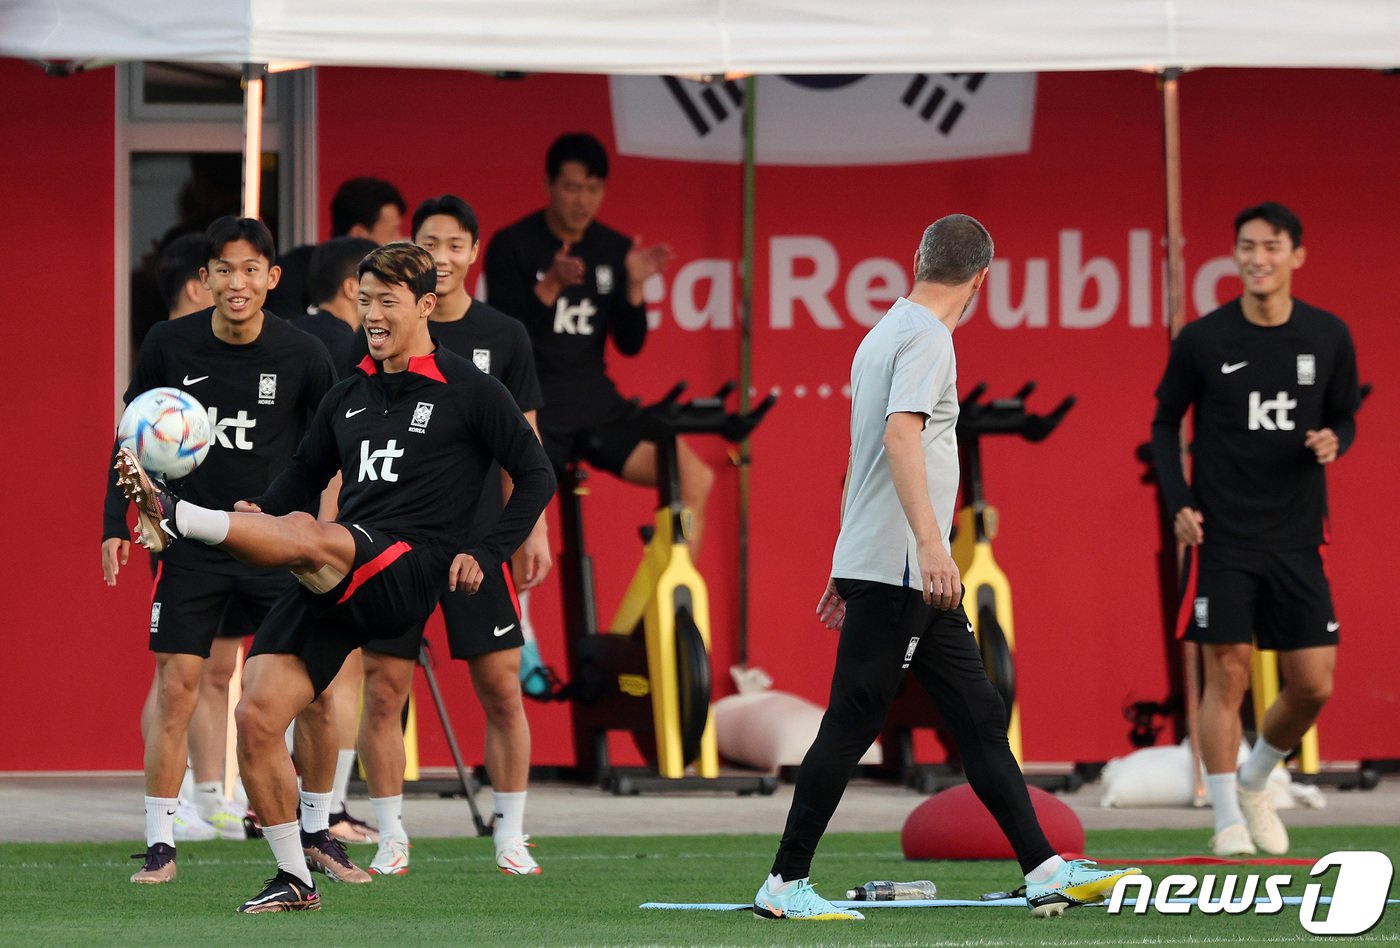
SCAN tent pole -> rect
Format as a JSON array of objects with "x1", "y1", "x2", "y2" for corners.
[
  {"x1": 242, "y1": 63, "x2": 267, "y2": 218},
  {"x1": 736, "y1": 75, "x2": 757, "y2": 669},
  {"x1": 1160, "y1": 66, "x2": 1202, "y2": 803},
  {"x1": 1162, "y1": 67, "x2": 1186, "y2": 337}
]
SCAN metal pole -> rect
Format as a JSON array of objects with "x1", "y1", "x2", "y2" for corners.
[
  {"x1": 242, "y1": 64, "x2": 266, "y2": 218},
  {"x1": 1160, "y1": 66, "x2": 1203, "y2": 803},
  {"x1": 736, "y1": 75, "x2": 757, "y2": 668},
  {"x1": 1162, "y1": 68, "x2": 1186, "y2": 338}
]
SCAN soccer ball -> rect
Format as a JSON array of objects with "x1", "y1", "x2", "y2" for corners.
[{"x1": 117, "y1": 387, "x2": 212, "y2": 479}]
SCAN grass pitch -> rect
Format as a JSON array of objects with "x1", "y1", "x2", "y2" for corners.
[{"x1": 4, "y1": 826, "x2": 1398, "y2": 946}]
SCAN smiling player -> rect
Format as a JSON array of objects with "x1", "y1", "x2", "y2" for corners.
[
  {"x1": 117, "y1": 241, "x2": 554, "y2": 912},
  {"x1": 1151, "y1": 202, "x2": 1362, "y2": 857}
]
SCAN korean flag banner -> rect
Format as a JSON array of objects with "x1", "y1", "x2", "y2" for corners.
[{"x1": 609, "y1": 73, "x2": 1036, "y2": 166}]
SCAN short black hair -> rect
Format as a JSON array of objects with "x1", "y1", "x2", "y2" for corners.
[
  {"x1": 1234, "y1": 202, "x2": 1302, "y2": 247},
  {"x1": 546, "y1": 132, "x2": 609, "y2": 181},
  {"x1": 411, "y1": 194, "x2": 480, "y2": 243},
  {"x1": 330, "y1": 177, "x2": 406, "y2": 237},
  {"x1": 156, "y1": 233, "x2": 208, "y2": 314},
  {"x1": 309, "y1": 236, "x2": 379, "y2": 306},
  {"x1": 358, "y1": 242, "x2": 437, "y2": 301},
  {"x1": 204, "y1": 216, "x2": 277, "y2": 266}
]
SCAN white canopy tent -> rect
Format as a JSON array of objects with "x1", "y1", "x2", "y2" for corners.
[
  {"x1": 3, "y1": 0, "x2": 1398, "y2": 74},
  {"x1": 4, "y1": 0, "x2": 1393, "y2": 695}
]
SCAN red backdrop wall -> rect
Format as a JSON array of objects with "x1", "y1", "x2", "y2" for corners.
[{"x1": 2, "y1": 62, "x2": 1396, "y2": 772}]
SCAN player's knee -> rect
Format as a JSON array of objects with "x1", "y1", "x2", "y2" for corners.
[
  {"x1": 298, "y1": 696, "x2": 334, "y2": 730},
  {"x1": 683, "y1": 458, "x2": 715, "y2": 506},
  {"x1": 198, "y1": 668, "x2": 233, "y2": 699},
  {"x1": 1208, "y1": 656, "x2": 1252, "y2": 697},
  {"x1": 155, "y1": 665, "x2": 201, "y2": 717},
  {"x1": 362, "y1": 670, "x2": 410, "y2": 723},
  {"x1": 474, "y1": 669, "x2": 523, "y2": 723},
  {"x1": 279, "y1": 510, "x2": 323, "y2": 564},
  {"x1": 233, "y1": 692, "x2": 282, "y2": 748},
  {"x1": 480, "y1": 687, "x2": 524, "y2": 726},
  {"x1": 1287, "y1": 677, "x2": 1333, "y2": 712}
]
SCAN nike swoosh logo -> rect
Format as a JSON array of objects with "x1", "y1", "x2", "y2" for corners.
[
  {"x1": 182, "y1": 375, "x2": 209, "y2": 385},
  {"x1": 166, "y1": 809, "x2": 178, "y2": 816},
  {"x1": 345, "y1": 407, "x2": 366, "y2": 418},
  {"x1": 1327, "y1": 621, "x2": 1340, "y2": 632},
  {"x1": 493, "y1": 624, "x2": 516, "y2": 637},
  {"x1": 244, "y1": 891, "x2": 286, "y2": 907},
  {"x1": 352, "y1": 524, "x2": 373, "y2": 541},
  {"x1": 1221, "y1": 361, "x2": 1248, "y2": 374}
]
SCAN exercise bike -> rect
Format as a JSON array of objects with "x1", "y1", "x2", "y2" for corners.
[
  {"x1": 879, "y1": 381, "x2": 1075, "y2": 793},
  {"x1": 533, "y1": 382, "x2": 779, "y2": 795}
]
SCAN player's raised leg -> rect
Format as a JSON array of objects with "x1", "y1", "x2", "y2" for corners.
[{"x1": 117, "y1": 447, "x2": 356, "y2": 586}]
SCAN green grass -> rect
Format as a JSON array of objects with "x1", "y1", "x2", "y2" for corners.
[{"x1": 4, "y1": 827, "x2": 1398, "y2": 946}]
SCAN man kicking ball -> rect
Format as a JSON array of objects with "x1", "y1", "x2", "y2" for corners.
[{"x1": 117, "y1": 242, "x2": 555, "y2": 913}]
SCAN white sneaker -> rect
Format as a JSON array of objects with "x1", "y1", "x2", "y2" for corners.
[
  {"x1": 201, "y1": 797, "x2": 249, "y2": 840},
  {"x1": 1210, "y1": 822, "x2": 1257, "y2": 857},
  {"x1": 1238, "y1": 786, "x2": 1289, "y2": 855},
  {"x1": 495, "y1": 835, "x2": 540, "y2": 875},
  {"x1": 368, "y1": 834, "x2": 410, "y2": 876},
  {"x1": 172, "y1": 799, "x2": 217, "y2": 842}
]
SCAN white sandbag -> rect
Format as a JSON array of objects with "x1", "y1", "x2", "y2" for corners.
[
  {"x1": 1101, "y1": 739, "x2": 1300, "y2": 808},
  {"x1": 1100, "y1": 742, "x2": 1196, "y2": 807},
  {"x1": 714, "y1": 690, "x2": 881, "y2": 773}
]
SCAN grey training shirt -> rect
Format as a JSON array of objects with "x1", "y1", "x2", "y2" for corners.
[{"x1": 831, "y1": 297, "x2": 959, "y2": 588}]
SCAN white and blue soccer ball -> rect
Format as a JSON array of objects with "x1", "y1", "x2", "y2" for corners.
[{"x1": 117, "y1": 387, "x2": 212, "y2": 479}]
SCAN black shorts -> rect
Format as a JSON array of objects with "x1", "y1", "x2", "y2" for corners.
[
  {"x1": 249, "y1": 523, "x2": 448, "y2": 697},
  {"x1": 541, "y1": 402, "x2": 644, "y2": 475},
  {"x1": 363, "y1": 563, "x2": 524, "y2": 661},
  {"x1": 148, "y1": 562, "x2": 294, "y2": 657},
  {"x1": 1181, "y1": 544, "x2": 1339, "y2": 650}
]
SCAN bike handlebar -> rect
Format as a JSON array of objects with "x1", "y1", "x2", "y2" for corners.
[
  {"x1": 958, "y1": 380, "x2": 1074, "y2": 443},
  {"x1": 638, "y1": 381, "x2": 777, "y2": 442}
]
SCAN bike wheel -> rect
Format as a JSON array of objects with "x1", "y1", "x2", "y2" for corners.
[
  {"x1": 673, "y1": 606, "x2": 712, "y2": 766},
  {"x1": 977, "y1": 604, "x2": 1016, "y2": 725}
]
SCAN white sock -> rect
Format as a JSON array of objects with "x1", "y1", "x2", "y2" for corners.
[
  {"x1": 371, "y1": 795, "x2": 406, "y2": 840},
  {"x1": 145, "y1": 795, "x2": 179, "y2": 848},
  {"x1": 300, "y1": 789, "x2": 333, "y2": 833},
  {"x1": 1206, "y1": 772, "x2": 1246, "y2": 831},
  {"x1": 263, "y1": 821, "x2": 313, "y2": 886},
  {"x1": 179, "y1": 766, "x2": 195, "y2": 801},
  {"x1": 1239, "y1": 738, "x2": 1289, "y2": 792},
  {"x1": 492, "y1": 791, "x2": 527, "y2": 846},
  {"x1": 1025, "y1": 854, "x2": 1066, "y2": 884},
  {"x1": 766, "y1": 873, "x2": 799, "y2": 893},
  {"x1": 284, "y1": 721, "x2": 296, "y2": 756},
  {"x1": 193, "y1": 780, "x2": 224, "y2": 820},
  {"x1": 173, "y1": 501, "x2": 229, "y2": 544},
  {"x1": 331, "y1": 750, "x2": 356, "y2": 812}
]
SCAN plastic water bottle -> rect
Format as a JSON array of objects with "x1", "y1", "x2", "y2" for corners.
[{"x1": 845, "y1": 879, "x2": 937, "y2": 901}]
